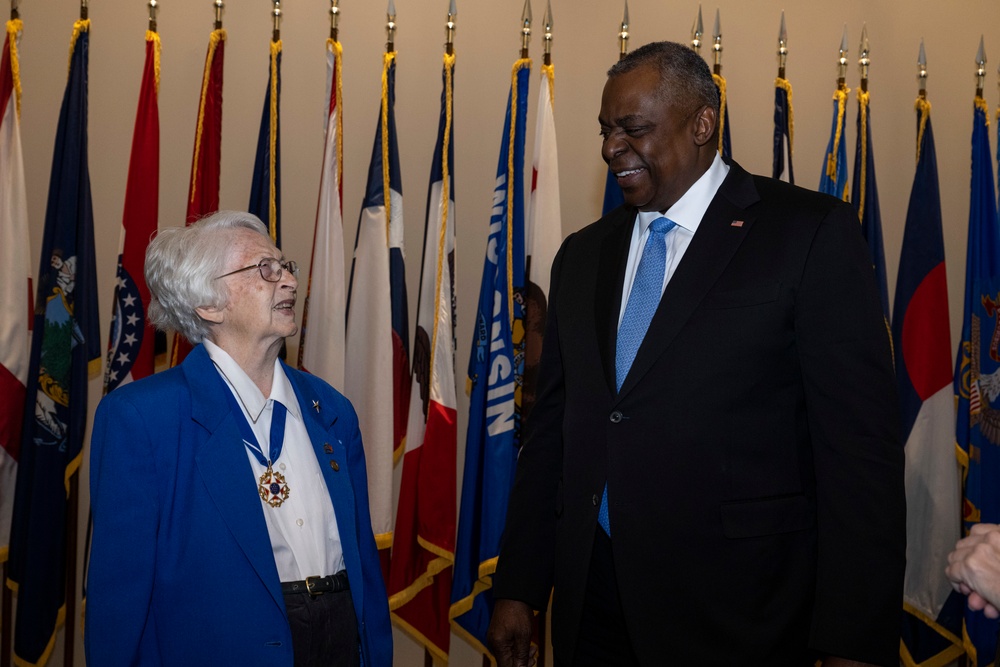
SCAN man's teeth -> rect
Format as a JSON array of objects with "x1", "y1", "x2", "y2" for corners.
[{"x1": 617, "y1": 168, "x2": 642, "y2": 177}]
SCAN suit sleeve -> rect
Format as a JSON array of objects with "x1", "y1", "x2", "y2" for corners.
[
  {"x1": 85, "y1": 392, "x2": 161, "y2": 666},
  {"x1": 492, "y1": 235, "x2": 572, "y2": 608},
  {"x1": 796, "y1": 202, "x2": 905, "y2": 665}
]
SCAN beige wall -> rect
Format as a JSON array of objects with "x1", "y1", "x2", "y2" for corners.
[{"x1": 12, "y1": 0, "x2": 1000, "y2": 665}]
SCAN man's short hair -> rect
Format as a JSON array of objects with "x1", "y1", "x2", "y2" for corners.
[
  {"x1": 607, "y1": 41, "x2": 720, "y2": 115},
  {"x1": 145, "y1": 211, "x2": 270, "y2": 344}
]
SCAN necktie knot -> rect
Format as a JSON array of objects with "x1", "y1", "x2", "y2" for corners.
[{"x1": 650, "y1": 216, "x2": 675, "y2": 236}]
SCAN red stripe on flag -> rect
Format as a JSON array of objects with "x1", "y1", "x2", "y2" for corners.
[
  {"x1": 901, "y1": 262, "x2": 952, "y2": 400},
  {"x1": 0, "y1": 363, "x2": 24, "y2": 462}
]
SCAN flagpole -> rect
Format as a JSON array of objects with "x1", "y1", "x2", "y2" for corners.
[
  {"x1": 777, "y1": 11, "x2": 787, "y2": 80},
  {"x1": 690, "y1": 4, "x2": 703, "y2": 55},
  {"x1": 330, "y1": 0, "x2": 339, "y2": 42},
  {"x1": 214, "y1": 0, "x2": 223, "y2": 30}
]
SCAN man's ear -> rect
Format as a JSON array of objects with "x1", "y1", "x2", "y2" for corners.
[
  {"x1": 692, "y1": 105, "x2": 718, "y2": 147},
  {"x1": 195, "y1": 305, "x2": 225, "y2": 325}
]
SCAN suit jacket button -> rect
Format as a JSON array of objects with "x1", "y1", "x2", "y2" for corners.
[
  {"x1": 329, "y1": 460, "x2": 340, "y2": 472},
  {"x1": 609, "y1": 410, "x2": 622, "y2": 423},
  {"x1": 592, "y1": 494, "x2": 598, "y2": 506}
]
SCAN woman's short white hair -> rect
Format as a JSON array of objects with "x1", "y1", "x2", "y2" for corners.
[{"x1": 145, "y1": 211, "x2": 270, "y2": 343}]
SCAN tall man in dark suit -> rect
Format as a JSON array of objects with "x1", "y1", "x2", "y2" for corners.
[{"x1": 487, "y1": 41, "x2": 904, "y2": 667}]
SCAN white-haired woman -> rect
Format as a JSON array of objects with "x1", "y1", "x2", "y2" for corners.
[{"x1": 86, "y1": 211, "x2": 391, "y2": 667}]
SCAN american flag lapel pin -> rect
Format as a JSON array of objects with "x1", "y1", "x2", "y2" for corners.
[{"x1": 731, "y1": 220, "x2": 744, "y2": 228}]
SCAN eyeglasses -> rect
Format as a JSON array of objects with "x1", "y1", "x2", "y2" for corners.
[{"x1": 215, "y1": 258, "x2": 298, "y2": 282}]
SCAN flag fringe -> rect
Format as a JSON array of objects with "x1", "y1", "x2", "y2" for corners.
[
  {"x1": 775, "y1": 77, "x2": 794, "y2": 155},
  {"x1": 429, "y1": 53, "x2": 455, "y2": 386},
  {"x1": 713, "y1": 72, "x2": 727, "y2": 155},
  {"x1": 145, "y1": 31, "x2": 161, "y2": 92},
  {"x1": 387, "y1": 554, "x2": 451, "y2": 610},
  {"x1": 857, "y1": 89, "x2": 870, "y2": 223},
  {"x1": 506, "y1": 58, "x2": 531, "y2": 329},
  {"x1": 915, "y1": 97, "x2": 931, "y2": 164},
  {"x1": 6, "y1": 19, "x2": 22, "y2": 118},
  {"x1": 391, "y1": 611, "x2": 451, "y2": 665},
  {"x1": 67, "y1": 19, "x2": 89, "y2": 76},
  {"x1": 189, "y1": 28, "x2": 225, "y2": 204},
  {"x1": 381, "y1": 52, "x2": 397, "y2": 244},
  {"x1": 827, "y1": 87, "x2": 850, "y2": 201},
  {"x1": 268, "y1": 39, "x2": 281, "y2": 242}
]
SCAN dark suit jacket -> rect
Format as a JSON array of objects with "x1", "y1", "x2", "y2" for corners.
[
  {"x1": 493, "y1": 161, "x2": 905, "y2": 666},
  {"x1": 85, "y1": 344, "x2": 392, "y2": 667}
]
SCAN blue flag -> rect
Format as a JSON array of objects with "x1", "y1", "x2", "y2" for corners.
[
  {"x1": 450, "y1": 58, "x2": 529, "y2": 656},
  {"x1": 819, "y1": 88, "x2": 849, "y2": 200},
  {"x1": 851, "y1": 90, "x2": 889, "y2": 317},
  {"x1": 249, "y1": 39, "x2": 282, "y2": 248},
  {"x1": 955, "y1": 98, "x2": 1000, "y2": 667},
  {"x1": 601, "y1": 168, "x2": 624, "y2": 215},
  {"x1": 772, "y1": 77, "x2": 794, "y2": 183},
  {"x1": 895, "y1": 98, "x2": 964, "y2": 667},
  {"x1": 6, "y1": 19, "x2": 100, "y2": 666}
]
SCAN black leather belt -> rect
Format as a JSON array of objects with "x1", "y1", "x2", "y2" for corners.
[{"x1": 281, "y1": 570, "x2": 349, "y2": 596}]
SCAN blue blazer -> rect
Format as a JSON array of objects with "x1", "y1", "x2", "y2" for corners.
[{"x1": 85, "y1": 345, "x2": 391, "y2": 666}]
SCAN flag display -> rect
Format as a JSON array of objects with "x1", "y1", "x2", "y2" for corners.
[
  {"x1": 524, "y1": 60, "x2": 561, "y2": 422},
  {"x1": 851, "y1": 89, "x2": 889, "y2": 317},
  {"x1": 772, "y1": 76, "x2": 794, "y2": 183},
  {"x1": 171, "y1": 26, "x2": 225, "y2": 367},
  {"x1": 601, "y1": 168, "x2": 624, "y2": 215},
  {"x1": 896, "y1": 97, "x2": 964, "y2": 667},
  {"x1": 345, "y1": 51, "x2": 410, "y2": 571},
  {"x1": 388, "y1": 51, "x2": 457, "y2": 663},
  {"x1": 6, "y1": 19, "x2": 100, "y2": 666},
  {"x1": 298, "y1": 37, "x2": 346, "y2": 389},
  {"x1": 104, "y1": 30, "x2": 159, "y2": 394},
  {"x1": 955, "y1": 96, "x2": 1000, "y2": 667},
  {"x1": 819, "y1": 87, "x2": 850, "y2": 201},
  {"x1": 250, "y1": 37, "x2": 282, "y2": 247},
  {"x1": 0, "y1": 17, "x2": 30, "y2": 566},
  {"x1": 450, "y1": 57, "x2": 530, "y2": 656},
  {"x1": 713, "y1": 72, "x2": 731, "y2": 160}
]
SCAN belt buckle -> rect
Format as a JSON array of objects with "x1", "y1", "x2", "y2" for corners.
[{"x1": 305, "y1": 575, "x2": 324, "y2": 597}]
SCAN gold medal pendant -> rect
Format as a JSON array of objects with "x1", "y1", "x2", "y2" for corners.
[{"x1": 258, "y1": 464, "x2": 290, "y2": 508}]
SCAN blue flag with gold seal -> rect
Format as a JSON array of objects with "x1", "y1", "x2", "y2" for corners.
[
  {"x1": 6, "y1": 18, "x2": 101, "y2": 666},
  {"x1": 955, "y1": 96, "x2": 1000, "y2": 667},
  {"x1": 450, "y1": 57, "x2": 529, "y2": 657}
]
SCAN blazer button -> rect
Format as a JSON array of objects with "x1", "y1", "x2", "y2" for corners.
[
  {"x1": 329, "y1": 460, "x2": 340, "y2": 472},
  {"x1": 609, "y1": 410, "x2": 622, "y2": 423},
  {"x1": 592, "y1": 494, "x2": 598, "y2": 506}
]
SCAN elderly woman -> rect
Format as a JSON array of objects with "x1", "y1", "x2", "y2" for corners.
[{"x1": 85, "y1": 211, "x2": 391, "y2": 667}]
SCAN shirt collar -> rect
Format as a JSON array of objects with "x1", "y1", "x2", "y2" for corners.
[
  {"x1": 636, "y1": 153, "x2": 730, "y2": 235},
  {"x1": 203, "y1": 340, "x2": 301, "y2": 422}
]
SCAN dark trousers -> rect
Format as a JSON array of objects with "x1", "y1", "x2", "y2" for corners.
[
  {"x1": 284, "y1": 585, "x2": 360, "y2": 667},
  {"x1": 557, "y1": 528, "x2": 641, "y2": 667}
]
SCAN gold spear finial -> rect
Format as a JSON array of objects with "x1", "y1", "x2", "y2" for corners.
[
  {"x1": 330, "y1": 0, "x2": 340, "y2": 41},
  {"x1": 542, "y1": 0, "x2": 553, "y2": 65},
  {"x1": 272, "y1": 0, "x2": 282, "y2": 42},
  {"x1": 712, "y1": 8, "x2": 722, "y2": 74},
  {"x1": 858, "y1": 23, "x2": 870, "y2": 93},
  {"x1": 917, "y1": 39, "x2": 927, "y2": 99},
  {"x1": 386, "y1": 0, "x2": 397, "y2": 53},
  {"x1": 837, "y1": 25, "x2": 849, "y2": 90},
  {"x1": 214, "y1": 0, "x2": 224, "y2": 30},
  {"x1": 445, "y1": 0, "x2": 456, "y2": 55},
  {"x1": 618, "y1": 0, "x2": 630, "y2": 60},
  {"x1": 976, "y1": 35, "x2": 987, "y2": 97},
  {"x1": 777, "y1": 11, "x2": 788, "y2": 78},
  {"x1": 520, "y1": 0, "x2": 532, "y2": 59},
  {"x1": 691, "y1": 5, "x2": 703, "y2": 55},
  {"x1": 149, "y1": 0, "x2": 159, "y2": 32}
]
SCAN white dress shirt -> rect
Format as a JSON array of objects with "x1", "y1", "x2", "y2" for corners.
[
  {"x1": 205, "y1": 340, "x2": 345, "y2": 581},
  {"x1": 618, "y1": 153, "x2": 730, "y2": 328}
]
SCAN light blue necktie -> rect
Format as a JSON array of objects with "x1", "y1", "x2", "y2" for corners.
[{"x1": 600, "y1": 216, "x2": 675, "y2": 536}]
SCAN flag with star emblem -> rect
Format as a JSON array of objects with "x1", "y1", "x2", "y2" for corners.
[
  {"x1": 0, "y1": 16, "x2": 31, "y2": 567},
  {"x1": 7, "y1": 18, "x2": 101, "y2": 666},
  {"x1": 104, "y1": 29, "x2": 159, "y2": 393}
]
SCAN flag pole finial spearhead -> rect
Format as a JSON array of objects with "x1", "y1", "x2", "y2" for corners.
[
  {"x1": 691, "y1": 5, "x2": 703, "y2": 54},
  {"x1": 858, "y1": 23, "x2": 870, "y2": 92},
  {"x1": 386, "y1": 0, "x2": 397, "y2": 53},
  {"x1": 445, "y1": 0, "x2": 457, "y2": 55},
  {"x1": 976, "y1": 35, "x2": 986, "y2": 96},
  {"x1": 619, "y1": 0, "x2": 630, "y2": 60},
  {"x1": 542, "y1": 0, "x2": 553, "y2": 64},
  {"x1": 712, "y1": 8, "x2": 722, "y2": 72},
  {"x1": 777, "y1": 11, "x2": 788, "y2": 77},
  {"x1": 148, "y1": 0, "x2": 159, "y2": 33},
  {"x1": 330, "y1": 0, "x2": 340, "y2": 41},
  {"x1": 520, "y1": 0, "x2": 532, "y2": 59},
  {"x1": 837, "y1": 25, "x2": 849, "y2": 88},
  {"x1": 272, "y1": 1, "x2": 282, "y2": 42},
  {"x1": 918, "y1": 38, "x2": 927, "y2": 98},
  {"x1": 214, "y1": 0, "x2": 224, "y2": 30}
]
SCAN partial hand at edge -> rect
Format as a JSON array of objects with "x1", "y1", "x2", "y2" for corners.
[{"x1": 487, "y1": 599, "x2": 537, "y2": 667}]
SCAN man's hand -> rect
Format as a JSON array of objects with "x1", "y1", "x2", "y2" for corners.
[
  {"x1": 947, "y1": 523, "x2": 1000, "y2": 618},
  {"x1": 487, "y1": 599, "x2": 536, "y2": 667}
]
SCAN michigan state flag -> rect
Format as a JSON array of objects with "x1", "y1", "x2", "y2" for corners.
[
  {"x1": 7, "y1": 18, "x2": 100, "y2": 666},
  {"x1": 819, "y1": 87, "x2": 849, "y2": 201},
  {"x1": 450, "y1": 57, "x2": 529, "y2": 658},
  {"x1": 955, "y1": 96, "x2": 1000, "y2": 667}
]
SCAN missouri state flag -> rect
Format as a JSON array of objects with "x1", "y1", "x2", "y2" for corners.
[
  {"x1": 450, "y1": 56, "x2": 530, "y2": 657},
  {"x1": 819, "y1": 86, "x2": 850, "y2": 201},
  {"x1": 955, "y1": 95, "x2": 1000, "y2": 667},
  {"x1": 7, "y1": 18, "x2": 101, "y2": 666},
  {"x1": 389, "y1": 50, "x2": 457, "y2": 663},
  {"x1": 345, "y1": 50, "x2": 410, "y2": 571},
  {"x1": 0, "y1": 16, "x2": 31, "y2": 567},
  {"x1": 895, "y1": 96, "x2": 964, "y2": 667}
]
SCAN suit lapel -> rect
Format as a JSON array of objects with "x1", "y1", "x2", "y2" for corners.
[
  {"x1": 185, "y1": 345, "x2": 286, "y2": 613},
  {"x1": 616, "y1": 162, "x2": 761, "y2": 399},
  {"x1": 595, "y1": 207, "x2": 637, "y2": 395}
]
